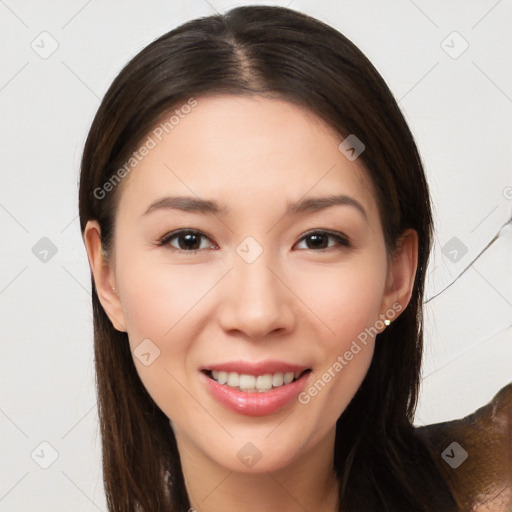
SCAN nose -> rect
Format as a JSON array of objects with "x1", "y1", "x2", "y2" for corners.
[{"x1": 217, "y1": 255, "x2": 296, "y2": 341}]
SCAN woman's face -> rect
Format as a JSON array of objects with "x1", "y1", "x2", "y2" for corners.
[{"x1": 87, "y1": 95, "x2": 412, "y2": 473}]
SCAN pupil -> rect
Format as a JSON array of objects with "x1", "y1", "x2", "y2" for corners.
[
  {"x1": 308, "y1": 234, "x2": 327, "y2": 249},
  {"x1": 180, "y1": 233, "x2": 200, "y2": 250}
]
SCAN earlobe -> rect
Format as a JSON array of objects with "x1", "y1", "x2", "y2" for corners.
[
  {"x1": 83, "y1": 221, "x2": 127, "y2": 332},
  {"x1": 382, "y1": 229, "x2": 418, "y2": 318}
]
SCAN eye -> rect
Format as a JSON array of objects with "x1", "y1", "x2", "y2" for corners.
[
  {"x1": 294, "y1": 230, "x2": 350, "y2": 251},
  {"x1": 159, "y1": 229, "x2": 217, "y2": 252}
]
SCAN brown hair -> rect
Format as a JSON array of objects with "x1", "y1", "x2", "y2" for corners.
[{"x1": 79, "y1": 5, "x2": 456, "y2": 511}]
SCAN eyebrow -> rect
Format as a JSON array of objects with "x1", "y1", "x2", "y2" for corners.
[
  {"x1": 286, "y1": 194, "x2": 367, "y2": 220},
  {"x1": 142, "y1": 194, "x2": 367, "y2": 220},
  {"x1": 143, "y1": 196, "x2": 226, "y2": 216}
]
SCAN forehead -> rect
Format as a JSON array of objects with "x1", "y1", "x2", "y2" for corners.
[{"x1": 116, "y1": 94, "x2": 378, "y2": 222}]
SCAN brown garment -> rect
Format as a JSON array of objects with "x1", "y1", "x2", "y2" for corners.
[{"x1": 417, "y1": 383, "x2": 512, "y2": 511}]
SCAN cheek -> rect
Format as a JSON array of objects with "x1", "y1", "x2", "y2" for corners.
[
  {"x1": 290, "y1": 252, "x2": 388, "y2": 341},
  {"x1": 118, "y1": 254, "x2": 216, "y2": 343},
  {"x1": 114, "y1": 255, "x2": 227, "y2": 408},
  {"x1": 291, "y1": 254, "x2": 386, "y2": 421},
  {"x1": 115, "y1": 259, "x2": 207, "y2": 421},
  {"x1": 298, "y1": 343, "x2": 374, "y2": 440}
]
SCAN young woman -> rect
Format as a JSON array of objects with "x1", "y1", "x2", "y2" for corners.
[{"x1": 79, "y1": 5, "x2": 462, "y2": 511}]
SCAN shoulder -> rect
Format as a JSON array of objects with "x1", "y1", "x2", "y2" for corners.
[{"x1": 416, "y1": 383, "x2": 512, "y2": 511}]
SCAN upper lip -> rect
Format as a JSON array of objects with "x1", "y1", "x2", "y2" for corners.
[{"x1": 202, "y1": 360, "x2": 311, "y2": 375}]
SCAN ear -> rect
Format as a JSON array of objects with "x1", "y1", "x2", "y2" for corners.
[
  {"x1": 381, "y1": 229, "x2": 418, "y2": 319},
  {"x1": 83, "y1": 220, "x2": 127, "y2": 332}
]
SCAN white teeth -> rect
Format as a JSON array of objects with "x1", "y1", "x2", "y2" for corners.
[
  {"x1": 256, "y1": 374, "x2": 273, "y2": 392},
  {"x1": 284, "y1": 372, "x2": 294, "y2": 384},
  {"x1": 272, "y1": 373, "x2": 284, "y2": 387},
  {"x1": 209, "y1": 370, "x2": 306, "y2": 392},
  {"x1": 239, "y1": 374, "x2": 256, "y2": 391},
  {"x1": 227, "y1": 372, "x2": 239, "y2": 387}
]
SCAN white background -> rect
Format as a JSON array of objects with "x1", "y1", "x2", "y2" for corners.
[{"x1": 1, "y1": 0, "x2": 511, "y2": 510}]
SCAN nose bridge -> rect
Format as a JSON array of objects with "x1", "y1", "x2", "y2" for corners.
[
  {"x1": 233, "y1": 234, "x2": 277, "y2": 295},
  {"x1": 219, "y1": 243, "x2": 295, "y2": 339},
  {"x1": 235, "y1": 253, "x2": 276, "y2": 301}
]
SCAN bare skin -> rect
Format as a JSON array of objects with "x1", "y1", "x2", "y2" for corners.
[{"x1": 84, "y1": 95, "x2": 417, "y2": 511}]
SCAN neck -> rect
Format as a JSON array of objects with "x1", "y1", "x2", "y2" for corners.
[{"x1": 175, "y1": 427, "x2": 339, "y2": 512}]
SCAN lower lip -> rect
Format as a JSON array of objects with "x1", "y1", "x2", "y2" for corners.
[{"x1": 201, "y1": 372, "x2": 310, "y2": 417}]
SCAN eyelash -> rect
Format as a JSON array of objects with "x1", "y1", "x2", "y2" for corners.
[{"x1": 157, "y1": 229, "x2": 351, "y2": 253}]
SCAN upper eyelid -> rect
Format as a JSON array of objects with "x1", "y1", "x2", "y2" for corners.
[
  {"x1": 159, "y1": 229, "x2": 216, "y2": 247},
  {"x1": 295, "y1": 231, "x2": 350, "y2": 249},
  {"x1": 160, "y1": 228, "x2": 210, "y2": 239},
  {"x1": 299, "y1": 228, "x2": 348, "y2": 240}
]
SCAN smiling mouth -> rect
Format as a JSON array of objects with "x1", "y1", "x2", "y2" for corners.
[{"x1": 202, "y1": 369, "x2": 311, "y2": 393}]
